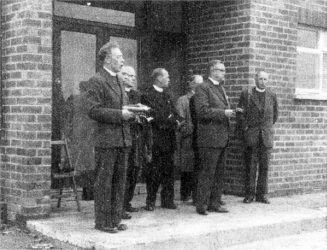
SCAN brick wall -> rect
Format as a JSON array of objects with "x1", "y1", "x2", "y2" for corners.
[
  {"x1": 1, "y1": 0, "x2": 52, "y2": 221},
  {"x1": 186, "y1": 0, "x2": 327, "y2": 196}
]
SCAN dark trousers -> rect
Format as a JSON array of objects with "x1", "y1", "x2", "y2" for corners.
[
  {"x1": 196, "y1": 147, "x2": 226, "y2": 210},
  {"x1": 180, "y1": 172, "x2": 194, "y2": 200},
  {"x1": 124, "y1": 163, "x2": 141, "y2": 209},
  {"x1": 94, "y1": 147, "x2": 129, "y2": 228},
  {"x1": 192, "y1": 146, "x2": 201, "y2": 203},
  {"x1": 145, "y1": 147, "x2": 175, "y2": 207},
  {"x1": 244, "y1": 134, "x2": 271, "y2": 198}
]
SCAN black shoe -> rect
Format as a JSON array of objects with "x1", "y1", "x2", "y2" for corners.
[
  {"x1": 219, "y1": 200, "x2": 226, "y2": 206},
  {"x1": 125, "y1": 206, "x2": 139, "y2": 212},
  {"x1": 122, "y1": 212, "x2": 132, "y2": 220},
  {"x1": 256, "y1": 197, "x2": 270, "y2": 204},
  {"x1": 115, "y1": 224, "x2": 128, "y2": 231},
  {"x1": 207, "y1": 206, "x2": 229, "y2": 213},
  {"x1": 95, "y1": 225, "x2": 118, "y2": 234},
  {"x1": 161, "y1": 203, "x2": 177, "y2": 209},
  {"x1": 196, "y1": 207, "x2": 208, "y2": 215},
  {"x1": 145, "y1": 205, "x2": 155, "y2": 211},
  {"x1": 181, "y1": 195, "x2": 192, "y2": 202},
  {"x1": 243, "y1": 196, "x2": 254, "y2": 203}
]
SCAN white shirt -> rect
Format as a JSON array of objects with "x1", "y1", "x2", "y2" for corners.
[
  {"x1": 208, "y1": 77, "x2": 220, "y2": 85},
  {"x1": 125, "y1": 87, "x2": 132, "y2": 92},
  {"x1": 255, "y1": 87, "x2": 266, "y2": 93},
  {"x1": 103, "y1": 66, "x2": 117, "y2": 77},
  {"x1": 153, "y1": 85, "x2": 164, "y2": 92}
]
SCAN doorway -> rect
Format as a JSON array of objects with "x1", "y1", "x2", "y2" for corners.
[
  {"x1": 51, "y1": 18, "x2": 137, "y2": 187},
  {"x1": 51, "y1": 1, "x2": 188, "y2": 188}
]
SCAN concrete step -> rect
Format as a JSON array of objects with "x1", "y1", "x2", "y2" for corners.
[
  {"x1": 220, "y1": 230, "x2": 327, "y2": 250},
  {"x1": 26, "y1": 193, "x2": 327, "y2": 250}
]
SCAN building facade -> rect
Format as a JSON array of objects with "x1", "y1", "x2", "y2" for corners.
[{"x1": 0, "y1": 0, "x2": 326, "y2": 222}]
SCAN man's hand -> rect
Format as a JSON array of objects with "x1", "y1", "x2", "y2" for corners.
[
  {"x1": 225, "y1": 109, "x2": 236, "y2": 118},
  {"x1": 122, "y1": 109, "x2": 135, "y2": 120}
]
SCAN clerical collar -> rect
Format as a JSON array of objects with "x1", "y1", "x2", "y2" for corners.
[
  {"x1": 255, "y1": 87, "x2": 266, "y2": 93},
  {"x1": 208, "y1": 77, "x2": 220, "y2": 86},
  {"x1": 153, "y1": 85, "x2": 164, "y2": 92},
  {"x1": 103, "y1": 66, "x2": 117, "y2": 76},
  {"x1": 125, "y1": 87, "x2": 132, "y2": 92}
]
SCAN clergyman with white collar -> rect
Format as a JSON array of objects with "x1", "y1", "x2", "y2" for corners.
[
  {"x1": 193, "y1": 60, "x2": 232, "y2": 215},
  {"x1": 141, "y1": 68, "x2": 180, "y2": 211},
  {"x1": 237, "y1": 70, "x2": 279, "y2": 204}
]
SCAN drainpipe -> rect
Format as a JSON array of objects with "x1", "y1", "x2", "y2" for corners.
[{"x1": 0, "y1": 0, "x2": 6, "y2": 225}]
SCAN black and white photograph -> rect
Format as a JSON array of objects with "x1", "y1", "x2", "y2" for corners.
[{"x1": 0, "y1": 0, "x2": 326, "y2": 249}]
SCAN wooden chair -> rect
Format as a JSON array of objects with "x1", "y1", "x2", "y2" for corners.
[{"x1": 51, "y1": 138, "x2": 81, "y2": 211}]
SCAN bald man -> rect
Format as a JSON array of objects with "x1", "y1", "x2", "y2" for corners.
[{"x1": 237, "y1": 70, "x2": 278, "y2": 204}]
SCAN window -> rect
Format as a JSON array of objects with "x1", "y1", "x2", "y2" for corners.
[{"x1": 296, "y1": 26, "x2": 327, "y2": 100}]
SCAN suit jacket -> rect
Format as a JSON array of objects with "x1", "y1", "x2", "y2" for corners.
[
  {"x1": 127, "y1": 89, "x2": 141, "y2": 105},
  {"x1": 194, "y1": 79, "x2": 231, "y2": 148},
  {"x1": 85, "y1": 68, "x2": 131, "y2": 148},
  {"x1": 237, "y1": 87, "x2": 278, "y2": 148},
  {"x1": 141, "y1": 86, "x2": 178, "y2": 152}
]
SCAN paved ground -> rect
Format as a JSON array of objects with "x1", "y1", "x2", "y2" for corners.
[
  {"x1": 26, "y1": 191, "x2": 327, "y2": 250},
  {"x1": 221, "y1": 229, "x2": 327, "y2": 250},
  {"x1": 0, "y1": 225, "x2": 59, "y2": 250}
]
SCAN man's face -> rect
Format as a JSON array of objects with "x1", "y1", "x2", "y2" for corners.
[
  {"x1": 106, "y1": 47, "x2": 125, "y2": 73},
  {"x1": 158, "y1": 70, "x2": 170, "y2": 88},
  {"x1": 129, "y1": 68, "x2": 137, "y2": 88},
  {"x1": 119, "y1": 66, "x2": 130, "y2": 87},
  {"x1": 210, "y1": 63, "x2": 226, "y2": 82},
  {"x1": 120, "y1": 66, "x2": 136, "y2": 89},
  {"x1": 256, "y1": 71, "x2": 269, "y2": 89}
]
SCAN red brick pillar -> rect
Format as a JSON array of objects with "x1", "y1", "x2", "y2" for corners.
[{"x1": 1, "y1": 0, "x2": 53, "y2": 222}]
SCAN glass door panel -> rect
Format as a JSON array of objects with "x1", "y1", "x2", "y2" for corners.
[{"x1": 61, "y1": 31, "x2": 97, "y2": 100}]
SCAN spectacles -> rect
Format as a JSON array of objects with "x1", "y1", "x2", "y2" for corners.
[{"x1": 212, "y1": 68, "x2": 226, "y2": 72}]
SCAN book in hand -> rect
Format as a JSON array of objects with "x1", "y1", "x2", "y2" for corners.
[{"x1": 123, "y1": 103, "x2": 151, "y2": 112}]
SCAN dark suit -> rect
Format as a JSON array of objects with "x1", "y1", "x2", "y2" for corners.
[
  {"x1": 194, "y1": 78, "x2": 230, "y2": 210},
  {"x1": 85, "y1": 68, "x2": 131, "y2": 228},
  {"x1": 124, "y1": 89, "x2": 142, "y2": 209},
  {"x1": 237, "y1": 87, "x2": 278, "y2": 198},
  {"x1": 189, "y1": 95, "x2": 200, "y2": 202},
  {"x1": 141, "y1": 86, "x2": 178, "y2": 207}
]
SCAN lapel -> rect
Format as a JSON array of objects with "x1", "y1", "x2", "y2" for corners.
[
  {"x1": 263, "y1": 89, "x2": 271, "y2": 115},
  {"x1": 208, "y1": 79, "x2": 228, "y2": 105},
  {"x1": 249, "y1": 87, "x2": 262, "y2": 111},
  {"x1": 100, "y1": 68, "x2": 121, "y2": 98},
  {"x1": 221, "y1": 84, "x2": 230, "y2": 108}
]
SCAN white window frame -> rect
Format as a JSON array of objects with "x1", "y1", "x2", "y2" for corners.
[{"x1": 295, "y1": 26, "x2": 327, "y2": 100}]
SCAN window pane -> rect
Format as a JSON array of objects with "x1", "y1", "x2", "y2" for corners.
[
  {"x1": 61, "y1": 31, "x2": 96, "y2": 100},
  {"x1": 298, "y1": 29, "x2": 317, "y2": 48},
  {"x1": 322, "y1": 32, "x2": 327, "y2": 50},
  {"x1": 323, "y1": 53, "x2": 327, "y2": 92},
  {"x1": 296, "y1": 51, "x2": 320, "y2": 90}
]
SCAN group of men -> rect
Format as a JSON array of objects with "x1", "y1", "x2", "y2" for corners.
[{"x1": 83, "y1": 41, "x2": 279, "y2": 233}]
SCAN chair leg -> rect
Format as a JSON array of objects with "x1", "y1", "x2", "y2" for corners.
[
  {"x1": 72, "y1": 176, "x2": 81, "y2": 212},
  {"x1": 57, "y1": 181, "x2": 63, "y2": 209}
]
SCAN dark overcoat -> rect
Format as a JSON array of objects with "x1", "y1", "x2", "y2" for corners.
[
  {"x1": 194, "y1": 79, "x2": 231, "y2": 148},
  {"x1": 141, "y1": 86, "x2": 178, "y2": 152},
  {"x1": 85, "y1": 68, "x2": 131, "y2": 148},
  {"x1": 237, "y1": 87, "x2": 278, "y2": 148}
]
